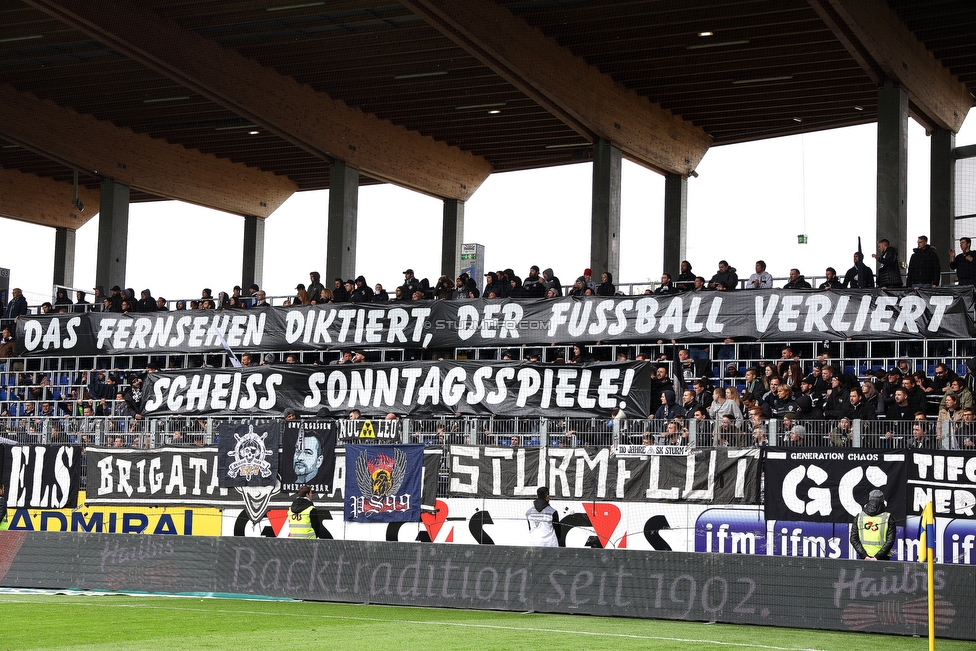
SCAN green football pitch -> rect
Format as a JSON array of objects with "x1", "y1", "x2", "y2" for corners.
[{"x1": 0, "y1": 592, "x2": 968, "y2": 651}]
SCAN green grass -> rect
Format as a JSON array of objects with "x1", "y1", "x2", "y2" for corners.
[{"x1": 0, "y1": 592, "x2": 967, "y2": 651}]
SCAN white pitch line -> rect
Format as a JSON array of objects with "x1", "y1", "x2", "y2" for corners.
[{"x1": 0, "y1": 597, "x2": 826, "y2": 651}]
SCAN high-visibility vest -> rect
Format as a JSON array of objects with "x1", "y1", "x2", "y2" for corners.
[
  {"x1": 289, "y1": 505, "x2": 315, "y2": 539},
  {"x1": 856, "y1": 511, "x2": 891, "y2": 557}
]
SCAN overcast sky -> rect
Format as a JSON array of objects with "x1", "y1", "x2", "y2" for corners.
[{"x1": 4, "y1": 108, "x2": 975, "y2": 305}]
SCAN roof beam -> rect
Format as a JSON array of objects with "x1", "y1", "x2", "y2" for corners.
[
  {"x1": 0, "y1": 167, "x2": 100, "y2": 230},
  {"x1": 807, "y1": 0, "x2": 972, "y2": 132},
  {"x1": 400, "y1": 0, "x2": 711, "y2": 175},
  {"x1": 0, "y1": 85, "x2": 295, "y2": 219},
  {"x1": 24, "y1": 0, "x2": 493, "y2": 201}
]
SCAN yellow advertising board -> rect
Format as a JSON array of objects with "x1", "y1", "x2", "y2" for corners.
[{"x1": 6, "y1": 491, "x2": 223, "y2": 536}]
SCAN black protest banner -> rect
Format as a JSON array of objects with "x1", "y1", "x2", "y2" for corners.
[
  {"x1": 1, "y1": 444, "x2": 81, "y2": 509},
  {"x1": 216, "y1": 422, "x2": 280, "y2": 488},
  {"x1": 907, "y1": 450, "x2": 976, "y2": 519},
  {"x1": 763, "y1": 448, "x2": 908, "y2": 523},
  {"x1": 138, "y1": 360, "x2": 654, "y2": 418},
  {"x1": 84, "y1": 446, "x2": 441, "y2": 510},
  {"x1": 279, "y1": 420, "x2": 338, "y2": 494},
  {"x1": 16, "y1": 288, "x2": 975, "y2": 357},
  {"x1": 447, "y1": 446, "x2": 759, "y2": 503}
]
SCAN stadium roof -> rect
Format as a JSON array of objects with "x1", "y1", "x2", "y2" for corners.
[{"x1": 0, "y1": 0, "x2": 973, "y2": 226}]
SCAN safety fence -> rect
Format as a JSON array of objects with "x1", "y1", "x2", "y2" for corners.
[
  {"x1": 3, "y1": 415, "x2": 966, "y2": 450},
  {"x1": 2, "y1": 337, "x2": 976, "y2": 401}
]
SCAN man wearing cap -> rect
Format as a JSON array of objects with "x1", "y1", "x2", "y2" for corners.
[
  {"x1": 522, "y1": 266, "x2": 547, "y2": 298},
  {"x1": 576, "y1": 268, "x2": 596, "y2": 293},
  {"x1": 401, "y1": 269, "x2": 421, "y2": 297},
  {"x1": 110, "y1": 285, "x2": 124, "y2": 312},
  {"x1": 850, "y1": 490, "x2": 895, "y2": 560},
  {"x1": 526, "y1": 486, "x2": 559, "y2": 547},
  {"x1": 880, "y1": 368, "x2": 903, "y2": 406}
]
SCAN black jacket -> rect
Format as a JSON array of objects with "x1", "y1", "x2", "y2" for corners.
[
  {"x1": 843, "y1": 260, "x2": 875, "y2": 288},
  {"x1": 783, "y1": 276, "x2": 812, "y2": 289},
  {"x1": 907, "y1": 245, "x2": 941, "y2": 286},
  {"x1": 876, "y1": 246, "x2": 902, "y2": 287}
]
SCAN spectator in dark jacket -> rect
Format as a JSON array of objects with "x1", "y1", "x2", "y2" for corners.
[
  {"x1": 819, "y1": 267, "x2": 843, "y2": 290},
  {"x1": 522, "y1": 266, "x2": 547, "y2": 298},
  {"x1": 484, "y1": 272, "x2": 506, "y2": 298},
  {"x1": 675, "y1": 260, "x2": 695, "y2": 291},
  {"x1": 840, "y1": 387, "x2": 876, "y2": 421},
  {"x1": 906, "y1": 236, "x2": 941, "y2": 287},
  {"x1": 873, "y1": 238, "x2": 902, "y2": 287},
  {"x1": 843, "y1": 252, "x2": 875, "y2": 288},
  {"x1": 137, "y1": 289, "x2": 157, "y2": 312},
  {"x1": 306, "y1": 272, "x2": 325, "y2": 302},
  {"x1": 949, "y1": 237, "x2": 976, "y2": 285},
  {"x1": 708, "y1": 261, "x2": 738, "y2": 291},
  {"x1": 2, "y1": 288, "x2": 28, "y2": 321},
  {"x1": 596, "y1": 272, "x2": 615, "y2": 296},
  {"x1": 783, "y1": 269, "x2": 812, "y2": 289},
  {"x1": 542, "y1": 268, "x2": 561, "y2": 296}
]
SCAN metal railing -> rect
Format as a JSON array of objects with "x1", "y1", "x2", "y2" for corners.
[{"x1": 5, "y1": 415, "x2": 967, "y2": 451}]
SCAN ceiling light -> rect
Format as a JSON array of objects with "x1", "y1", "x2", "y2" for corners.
[
  {"x1": 545, "y1": 142, "x2": 591, "y2": 149},
  {"x1": 698, "y1": 31, "x2": 713, "y2": 37},
  {"x1": 455, "y1": 102, "x2": 507, "y2": 110},
  {"x1": 266, "y1": 1, "x2": 324, "y2": 11},
  {"x1": 732, "y1": 75, "x2": 793, "y2": 84},
  {"x1": 143, "y1": 96, "x2": 189, "y2": 104},
  {"x1": 0, "y1": 35, "x2": 43, "y2": 44},
  {"x1": 687, "y1": 40, "x2": 749, "y2": 50},
  {"x1": 854, "y1": 105, "x2": 864, "y2": 111},
  {"x1": 249, "y1": 130, "x2": 260, "y2": 135},
  {"x1": 793, "y1": 117, "x2": 803, "y2": 123},
  {"x1": 488, "y1": 110, "x2": 501, "y2": 114},
  {"x1": 394, "y1": 71, "x2": 448, "y2": 80},
  {"x1": 215, "y1": 124, "x2": 259, "y2": 131}
]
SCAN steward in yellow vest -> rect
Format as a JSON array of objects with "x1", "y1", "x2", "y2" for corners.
[
  {"x1": 850, "y1": 489, "x2": 895, "y2": 560},
  {"x1": 289, "y1": 485, "x2": 325, "y2": 539}
]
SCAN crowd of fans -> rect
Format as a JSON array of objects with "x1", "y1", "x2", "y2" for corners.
[
  {"x1": 1, "y1": 234, "x2": 975, "y2": 450},
  {"x1": 3, "y1": 234, "x2": 973, "y2": 323},
  {"x1": 637, "y1": 344, "x2": 976, "y2": 450}
]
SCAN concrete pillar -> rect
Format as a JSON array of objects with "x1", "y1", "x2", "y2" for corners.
[
  {"x1": 326, "y1": 161, "x2": 359, "y2": 283},
  {"x1": 591, "y1": 139, "x2": 622, "y2": 281},
  {"x1": 53, "y1": 227, "x2": 76, "y2": 288},
  {"x1": 442, "y1": 199, "x2": 464, "y2": 280},
  {"x1": 242, "y1": 215, "x2": 265, "y2": 291},
  {"x1": 95, "y1": 180, "x2": 130, "y2": 289},
  {"x1": 663, "y1": 173, "x2": 688, "y2": 278},
  {"x1": 877, "y1": 80, "x2": 908, "y2": 261},
  {"x1": 930, "y1": 127, "x2": 955, "y2": 278}
]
